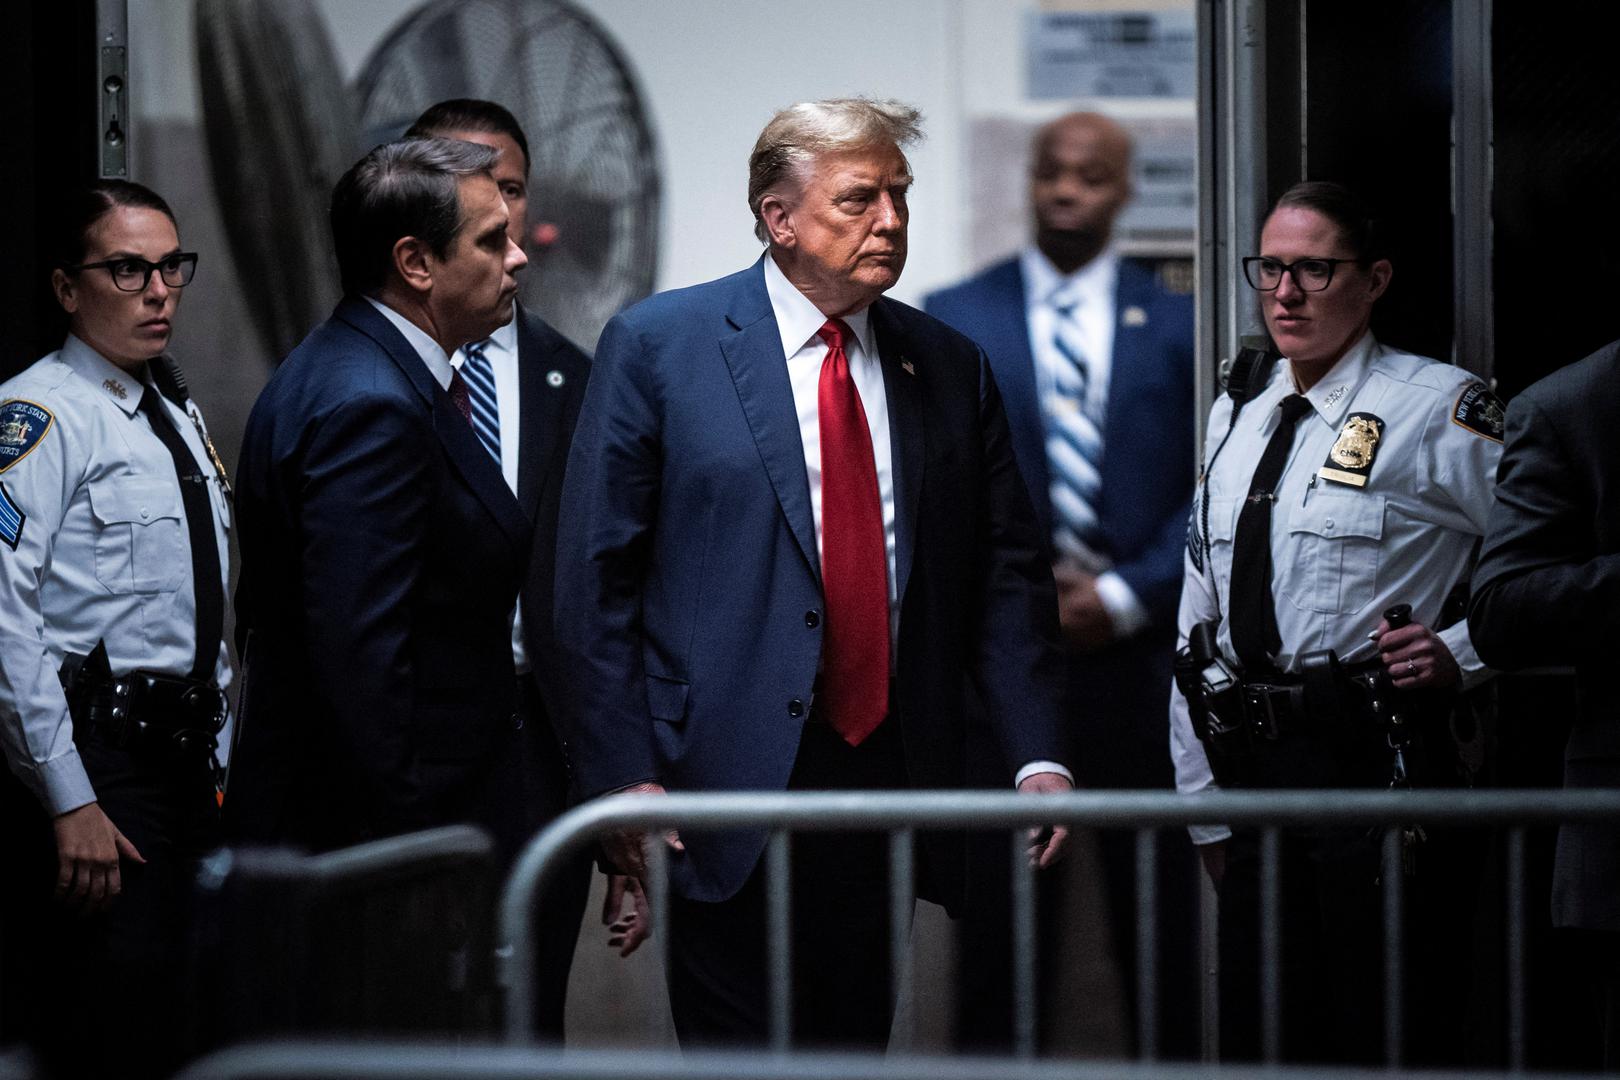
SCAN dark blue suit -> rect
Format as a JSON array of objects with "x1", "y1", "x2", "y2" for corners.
[
  {"x1": 228, "y1": 297, "x2": 532, "y2": 851},
  {"x1": 555, "y1": 257, "x2": 1068, "y2": 910},
  {"x1": 926, "y1": 254, "x2": 1196, "y2": 1052}
]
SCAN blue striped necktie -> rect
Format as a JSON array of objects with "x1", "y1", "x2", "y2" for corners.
[
  {"x1": 460, "y1": 338, "x2": 501, "y2": 464},
  {"x1": 1043, "y1": 288, "x2": 1105, "y2": 560}
]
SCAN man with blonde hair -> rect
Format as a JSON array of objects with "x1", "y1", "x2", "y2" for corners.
[{"x1": 556, "y1": 98, "x2": 1072, "y2": 1047}]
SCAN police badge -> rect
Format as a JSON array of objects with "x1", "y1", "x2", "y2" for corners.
[{"x1": 1318, "y1": 412, "x2": 1385, "y2": 487}]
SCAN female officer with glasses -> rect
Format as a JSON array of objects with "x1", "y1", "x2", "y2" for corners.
[
  {"x1": 0, "y1": 179, "x2": 231, "y2": 1077},
  {"x1": 1168, "y1": 182, "x2": 1503, "y2": 1064}
]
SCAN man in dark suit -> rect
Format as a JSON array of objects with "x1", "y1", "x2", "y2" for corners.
[
  {"x1": 403, "y1": 99, "x2": 610, "y2": 1039},
  {"x1": 924, "y1": 112, "x2": 1197, "y2": 1054},
  {"x1": 1469, "y1": 339, "x2": 1620, "y2": 1067},
  {"x1": 555, "y1": 98, "x2": 1072, "y2": 1049},
  {"x1": 228, "y1": 138, "x2": 531, "y2": 853}
]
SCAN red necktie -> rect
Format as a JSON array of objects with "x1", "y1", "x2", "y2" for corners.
[
  {"x1": 816, "y1": 318, "x2": 890, "y2": 746},
  {"x1": 448, "y1": 367, "x2": 474, "y2": 424}
]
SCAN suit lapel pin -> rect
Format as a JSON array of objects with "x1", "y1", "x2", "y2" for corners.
[
  {"x1": 1122, "y1": 305, "x2": 1148, "y2": 327},
  {"x1": 901, "y1": 359, "x2": 915, "y2": 376},
  {"x1": 547, "y1": 370, "x2": 565, "y2": 388}
]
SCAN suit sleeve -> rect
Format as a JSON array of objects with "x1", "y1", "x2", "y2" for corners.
[
  {"x1": 297, "y1": 394, "x2": 432, "y2": 827},
  {"x1": 1106, "y1": 308, "x2": 1198, "y2": 626},
  {"x1": 972, "y1": 351, "x2": 1069, "y2": 773},
  {"x1": 1469, "y1": 392, "x2": 1620, "y2": 668},
  {"x1": 553, "y1": 315, "x2": 663, "y2": 798}
]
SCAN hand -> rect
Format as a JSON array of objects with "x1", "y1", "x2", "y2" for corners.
[
  {"x1": 1017, "y1": 771, "x2": 1072, "y2": 869},
  {"x1": 601, "y1": 873, "x2": 652, "y2": 958},
  {"x1": 600, "y1": 781, "x2": 684, "y2": 882},
  {"x1": 1198, "y1": 840, "x2": 1227, "y2": 886},
  {"x1": 1374, "y1": 618, "x2": 1461, "y2": 690},
  {"x1": 52, "y1": 802, "x2": 144, "y2": 913},
  {"x1": 1053, "y1": 563, "x2": 1114, "y2": 653}
]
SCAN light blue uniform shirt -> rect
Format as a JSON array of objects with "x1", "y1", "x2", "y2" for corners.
[
  {"x1": 1170, "y1": 334, "x2": 1502, "y2": 842},
  {"x1": 0, "y1": 335, "x2": 233, "y2": 816}
]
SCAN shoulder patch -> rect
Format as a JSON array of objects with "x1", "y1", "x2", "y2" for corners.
[
  {"x1": 1452, "y1": 382, "x2": 1505, "y2": 442},
  {"x1": 0, "y1": 400, "x2": 53, "y2": 474},
  {"x1": 0, "y1": 482, "x2": 23, "y2": 549}
]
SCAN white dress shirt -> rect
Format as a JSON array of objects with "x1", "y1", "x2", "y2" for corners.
[
  {"x1": 1019, "y1": 247, "x2": 1148, "y2": 637},
  {"x1": 763, "y1": 254, "x2": 1070, "y2": 788}
]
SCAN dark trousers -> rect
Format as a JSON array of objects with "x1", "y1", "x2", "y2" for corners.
[
  {"x1": 0, "y1": 729, "x2": 219, "y2": 1079},
  {"x1": 1216, "y1": 725, "x2": 1482, "y2": 1066},
  {"x1": 464, "y1": 673, "x2": 593, "y2": 1040},
  {"x1": 667, "y1": 714, "x2": 907, "y2": 1050}
]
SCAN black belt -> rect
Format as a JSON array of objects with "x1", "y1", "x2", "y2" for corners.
[
  {"x1": 67, "y1": 665, "x2": 226, "y2": 760},
  {"x1": 1224, "y1": 659, "x2": 1388, "y2": 741}
]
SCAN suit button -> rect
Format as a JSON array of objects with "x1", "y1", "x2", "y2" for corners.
[
  {"x1": 788, "y1": 699, "x2": 804, "y2": 718},
  {"x1": 512, "y1": 713, "x2": 525, "y2": 731},
  {"x1": 805, "y1": 610, "x2": 820, "y2": 628}
]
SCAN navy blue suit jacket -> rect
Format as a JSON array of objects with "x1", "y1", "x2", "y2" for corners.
[
  {"x1": 228, "y1": 297, "x2": 532, "y2": 850},
  {"x1": 555, "y1": 258, "x2": 1067, "y2": 905},
  {"x1": 511, "y1": 307, "x2": 591, "y2": 745},
  {"x1": 924, "y1": 256, "x2": 1194, "y2": 625}
]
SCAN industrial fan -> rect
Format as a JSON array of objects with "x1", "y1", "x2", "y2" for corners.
[
  {"x1": 194, "y1": 0, "x2": 359, "y2": 361},
  {"x1": 355, "y1": 0, "x2": 661, "y2": 351},
  {"x1": 193, "y1": 0, "x2": 661, "y2": 357}
]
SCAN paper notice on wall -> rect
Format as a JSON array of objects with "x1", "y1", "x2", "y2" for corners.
[{"x1": 1026, "y1": 9, "x2": 1197, "y2": 99}]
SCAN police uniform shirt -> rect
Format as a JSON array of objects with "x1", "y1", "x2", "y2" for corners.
[
  {"x1": 1169, "y1": 332, "x2": 1503, "y2": 841},
  {"x1": 0, "y1": 334, "x2": 233, "y2": 817}
]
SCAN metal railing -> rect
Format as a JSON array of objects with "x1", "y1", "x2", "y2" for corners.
[
  {"x1": 189, "y1": 825, "x2": 498, "y2": 1048},
  {"x1": 168, "y1": 1040, "x2": 1612, "y2": 1080},
  {"x1": 497, "y1": 788, "x2": 1620, "y2": 1071}
]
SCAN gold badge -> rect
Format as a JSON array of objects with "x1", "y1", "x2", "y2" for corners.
[
  {"x1": 1319, "y1": 412, "x2": 1385, "y2": 487},
  {"x1": 102, "y1": 379, "x2": 128, "y2": 400}
]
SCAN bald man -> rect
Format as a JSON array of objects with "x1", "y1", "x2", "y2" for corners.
[{"x1": 925, "y1": 112, "x2": 1197, "y2": 1055}]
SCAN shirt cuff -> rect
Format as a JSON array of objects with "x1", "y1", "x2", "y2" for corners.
[
  {"x1": 1095, "y1": 572, "x2": 1150, "y2": 639},
  {"x1": 33, "y1": 750, "x2": 97, "y2": 817},
  {"x1": 1189, "y1": 823, "x2": 1232, "y2": 845},
  {"x1": 1014, "y1": 760, "x2": 1074, "y2": 787}
]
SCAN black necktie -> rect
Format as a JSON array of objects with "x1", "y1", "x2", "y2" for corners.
[
  {"x1": 1230, "y1": 394, "x2": 1313, "y2": 670},
  {"x1": 139, "y1": 387, "x2": 223, "y2": 681}
]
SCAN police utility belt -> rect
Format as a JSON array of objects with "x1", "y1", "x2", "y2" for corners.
[
  {"x1": 59, "y1": 642, "x2": 225, "y2": 760},
  {"x1": 1174, "y1": 620, "x2": 1411, "y2": 779}
]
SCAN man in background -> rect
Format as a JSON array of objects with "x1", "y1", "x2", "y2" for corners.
[
  {"x1": 925, "y1": 111, "x2": 1197, "y2": 1054},
  {"x1": 404, "y1": 98, "x2": 616, "y2": 1039},
  {"x1": 228, "y1": 138, "x2": 530, "y2": 854}
]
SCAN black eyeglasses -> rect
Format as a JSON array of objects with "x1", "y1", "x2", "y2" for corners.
[
  {"x1": 62, "y1": 252, "x2": 198, "y2": 293},
  {"x1": 1241, "y1": 256, "x2": 1355, "y2": 293}
]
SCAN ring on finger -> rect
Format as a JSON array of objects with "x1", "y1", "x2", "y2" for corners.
[{"x1": 1406, "y1": 659, "x2": 1417, "y2": 675}]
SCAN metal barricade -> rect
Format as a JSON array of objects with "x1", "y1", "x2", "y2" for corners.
[
  {"x1": 167, "y1": 1040, "x2": 1611, "y2": 1080},
  {"x1": 498, "y1": 788, "x2": 1620, "y2": 1071},
  {"x1": 189, "y1": 825, "x2": 498, "y2": 1050}
]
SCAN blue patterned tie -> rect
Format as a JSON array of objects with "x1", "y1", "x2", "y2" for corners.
[
  {"x1": 460, "y1": 338, "x2": 501, "y2": 464},
  {"x1": 1043, "y1": 289, "x2": 1105, "y2": 560}
]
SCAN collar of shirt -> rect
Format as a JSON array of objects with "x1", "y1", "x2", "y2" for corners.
[
  {"x1": 1020, "y1": 245, "x2": 1119, "y2": 315},
  {"x1": 60, "y1": 333, "x2": 147, "y2": 416},
  {"x1": 762, "y1": 252, "x2": 877, "y2": 363},
  {"x1": 1289, "y1": 330, "x2": 1380, "y2": 429},
  {"x1": 365, "y1": 295, "x2": 454, "y2": 390},
  {"x1": 454, "y1": 309, "x2": 518, "y2": 366}
]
